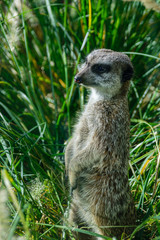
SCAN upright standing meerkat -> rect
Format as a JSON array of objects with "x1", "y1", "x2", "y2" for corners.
[{"x1": 65, "y1": 49, "x2": 136, "y2": 240}]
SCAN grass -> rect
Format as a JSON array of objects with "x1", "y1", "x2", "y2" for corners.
[{"x1": 0, "y1": 0, "x2": 160, "y2": 239}]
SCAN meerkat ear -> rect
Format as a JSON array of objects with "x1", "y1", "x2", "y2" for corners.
[{"x1": 122, "y1": 64, "x2": 134, "y2": 82}]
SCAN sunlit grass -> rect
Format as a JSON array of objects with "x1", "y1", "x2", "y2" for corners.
[{"x1": 0, "y1": 0, "x2": 160, "y2": 239}]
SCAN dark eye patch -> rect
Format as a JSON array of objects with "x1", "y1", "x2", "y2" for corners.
[{"x1": 91, "y1": 64, "x2": 111, "y2": 74}]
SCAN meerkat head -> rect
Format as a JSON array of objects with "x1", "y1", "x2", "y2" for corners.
[{"x1": 74, "y1": 49, "x2": 134, "y2": 99}]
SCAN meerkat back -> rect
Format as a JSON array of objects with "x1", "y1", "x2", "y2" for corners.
[{"x1": 65, "y1": 49, "x2": 136, "y2": 240}]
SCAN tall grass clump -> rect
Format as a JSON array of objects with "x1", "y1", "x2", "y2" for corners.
[{"x1": 0, "y1": 0, "x2": 160, "y2": 239}]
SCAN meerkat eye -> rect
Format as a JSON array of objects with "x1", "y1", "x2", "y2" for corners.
[{"x1": 91, "y1": 64, "x2": 111, "y2": 74}]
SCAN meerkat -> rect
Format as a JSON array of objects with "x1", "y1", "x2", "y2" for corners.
[{"x1": 65, "y1": 49, "x2": 136, "y2": 240}]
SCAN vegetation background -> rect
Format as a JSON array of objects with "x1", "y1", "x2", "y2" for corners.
[{"x1": 0, "y1": 0, "x2": 160, "y2": 239}]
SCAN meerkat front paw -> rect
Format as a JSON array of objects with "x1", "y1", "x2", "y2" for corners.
[{"x1": 68, "y1": 168, "x2": 77, "y2": 190}]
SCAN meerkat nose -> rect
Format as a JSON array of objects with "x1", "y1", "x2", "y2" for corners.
[{"x1": 74, "y1": 75, "x2": 83, "y2": 84}]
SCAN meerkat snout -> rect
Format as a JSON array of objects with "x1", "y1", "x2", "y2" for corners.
[{"x1": 74, "y1": 75, "x2": 83, "y2": 84}]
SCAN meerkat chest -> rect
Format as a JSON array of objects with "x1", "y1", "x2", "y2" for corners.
[{"x1": 73, "y1": 100, "x2": 129, "y2": 163}]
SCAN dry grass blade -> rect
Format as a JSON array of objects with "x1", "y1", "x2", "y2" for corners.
[{"x1": 0, "y1": 0, "x2": 160, "y2": 239}]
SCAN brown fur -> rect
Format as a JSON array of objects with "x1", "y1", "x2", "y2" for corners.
[{"x1": 65, "y1": 49, "x2": 136, "y2": 239}]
